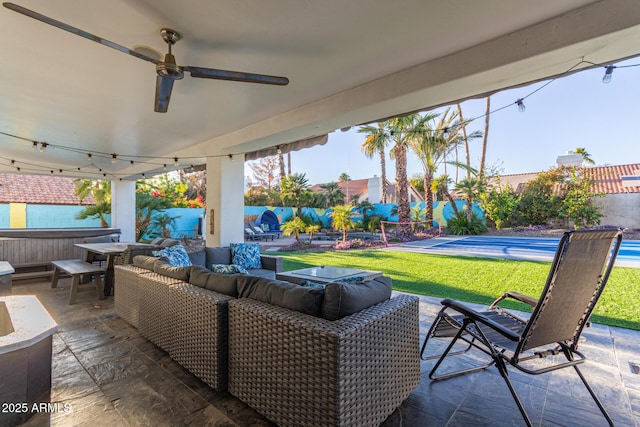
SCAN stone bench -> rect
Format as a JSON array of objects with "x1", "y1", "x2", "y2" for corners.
[{"x1": 51, "y1": 260, "x2": 106, "y2": 305}]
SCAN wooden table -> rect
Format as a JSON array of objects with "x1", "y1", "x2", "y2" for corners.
[
  {"x1": 276, "y1": 266, "x2": 382, "y2": 285},
  {"x1": 74, "y1": 243, "x2": 157, "y2": 296}
]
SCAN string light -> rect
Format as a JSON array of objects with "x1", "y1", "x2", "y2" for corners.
[
  {"x1": 111, "y1": 153, "x2": 117, "y2": 164},
  {"x1": 602, "y1": 65, "x2": 614, "y2": 84},
  {"x1": 2, "y1": 58, "x2": 639, "y2": 178},
  {"x1": 130, "y1": 160, "x2": 134, "y2": 167}
]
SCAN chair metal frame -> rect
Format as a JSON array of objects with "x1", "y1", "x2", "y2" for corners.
[{"x1": 420, "y1": 229, "x2": 623, "y2": 427}]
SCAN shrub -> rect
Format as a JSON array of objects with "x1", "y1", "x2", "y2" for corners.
[{"x1": 446, "y1": 213, "x2": 487, "y2": 235}]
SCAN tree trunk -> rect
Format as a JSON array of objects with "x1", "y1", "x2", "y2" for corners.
[
  {"x1": 395, "y1": 143, "x2": 410, "y2": 228},
  {"x1": 424, "y1": 173, "x2": 433, "y2": 228},
  {"x1": 379, "y1": 148, "x2": 387, "y2": 203},
  {"x1": 466, "y1": 196, "x2": 473, "y2": 222},
  {"x1": 287, "y1": 151, "x2": 292, "y2": 175},
  {"x1": 479, "y1": 97, "x2": 490, "y2": 178},
  {"x1": 457, "y1": 103, "x2": 471, "y2": 180},
  {"x1": 278, "y1": 150, "x2": 286, "y2": 180},
  {"x1": 445, "y1": 191, "x2": 459, "y2": 217}
]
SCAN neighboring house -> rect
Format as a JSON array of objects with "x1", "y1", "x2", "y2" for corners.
[
  {"x1": 310, "y1": 176, "x2": 423, "y2": 204},
  {"x1": 0, "y1": 173, "x2": 96, "y2": 228},
  {"x1": 0, "y1": 173, "x2": 95, "y2": 205},
  {"x1": 491, "y1": 164, "x2": 640, "y2": 229}
]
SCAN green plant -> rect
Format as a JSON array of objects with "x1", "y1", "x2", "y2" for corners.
[
  {"x1": 150, "y1": 213, "x2": 180, "y2": 238},
  {"x1": 74, "y1": 179, "x2": 112, "y2": 227},
  {"x1": 446, "y1": 212, "x2": 487, "y2": 235},
  {"x1": 480, "y1": 183, "x2": 520, "y2": 229},
  {"x1": 306, "y1": 224, "x2": 320, "y2": 243},
  {"x1": 329, "y1": 204, "x2": 356, "y2": 242},
  {"x1": 280, "y1": 173, "x2": 312, "y2": 216},
  {"x1": 513, "y1": 168, "x2": 564, "y2": 226},
  {"x1": 560, "y1": 169, "x2": 603, "y2": 228},
  {"x1": 363, "y1": 214, "x2": 385, "y2": 233},
  {"x1": 281, "y1": 216, "x2": 307, "y2": 244}
]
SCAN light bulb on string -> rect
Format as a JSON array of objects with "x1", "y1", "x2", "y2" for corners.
[
  {"x1": 516, "y1": 99, "x2": 526, "y2": 112},
  {"x1": 130, "y1": 160, "x2": 134, "y2": 168},
  {"x1": 602, "y1": 65, "x2": 614, "y2": 84},
  {"x1": 32, "y1": 141, "x2": 38, "y2": 150},
  {"x1": 40, "y1": 142, "x2": 48, "y2": 152},
  {"x1": 443, "y1": 128, "x2": 449, "y2": 139},
  {"x1": 87, "y1": 153, "x2": 92, "y2": 161},
  {"x1": 174, "y1": 157, "x2": 179, "y2": 167},
  {"x1": 111, "y1": 154, "x2": 118, "y2": 164}
]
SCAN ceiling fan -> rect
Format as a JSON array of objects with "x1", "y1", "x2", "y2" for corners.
[{"x1": 3, "y1": 2, "x2": 289, "y2": 113}]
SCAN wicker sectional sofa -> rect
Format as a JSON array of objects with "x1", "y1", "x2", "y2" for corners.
[{"x1": 114, "y1": 247, "x2": 420, "y2": 427}]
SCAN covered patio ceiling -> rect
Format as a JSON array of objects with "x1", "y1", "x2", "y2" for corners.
[{"x1": 0, "y1": 0, "x2": 639, "y2": 180}]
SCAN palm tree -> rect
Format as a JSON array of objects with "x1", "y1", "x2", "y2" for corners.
[
  {"x1": 479, "y1": 96, "x2": 491, "y2": 178},
  {"x1": 575, "y1": 147, "x2": 595, "y2": 166},
  {"x1": 74, "y1": 178, "x2": 112, "y2": 227},
  {"x1": 306, "y1": 223, "x2": 320, "y2": 244},
  {"x1": 388, "y1": 114, "x2": 420, "y2": 227},
  {"x1": 150, "y1": 213, "x2": 180, "y2": 238},
  {"x1": 406, "y1": 111, "x2": 450, "y2": 226},
  {"x1": 432, "y1": 174, "x2": 459, "y2": 218},
  {"x1": 455, "y1": 177, "x2": 486, "y2": 222},
  {"x1": 330, "y1": 204, "x2": 355, "y2": 242},
  {"x1": 280, "y1": 173, "x2": 311, "y2": 216},
  {"x1": 281, "y1": 216, "x2": 307, "y2": 244},
  {"x1": 359, "y1": 122, "x2": 391, "y2": 203},
  {"x1": 319, "y1": 181, "x2": 345, "y2": 207}
]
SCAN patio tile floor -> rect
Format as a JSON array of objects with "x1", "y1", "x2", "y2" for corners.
[{"x1": 11, "y1": 279, "x2": 640, "y2": 427}]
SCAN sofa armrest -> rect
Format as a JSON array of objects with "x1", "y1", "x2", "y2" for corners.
[
  {"x1": 228, "y1": 294, "x2": 420, "y2": 427},
  {"x1": 259, "y1": 254, "x2": 282, "y2": 273}
]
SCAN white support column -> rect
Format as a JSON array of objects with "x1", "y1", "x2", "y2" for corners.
[
  {"x1": 111, "y1": 180, "x2": 137, "y2": 242},
  {"x1": 205, "y1": 155, "x2": 244, "y2": 247}
]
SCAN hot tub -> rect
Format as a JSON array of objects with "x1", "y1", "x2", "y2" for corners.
[{"x1": 0, "y1": 295, "x2": 57, "y2": 426}]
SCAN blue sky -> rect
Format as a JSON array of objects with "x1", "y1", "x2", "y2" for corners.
[{"x1": 246, "y1": 57, "x2": 639, "y2": 185}]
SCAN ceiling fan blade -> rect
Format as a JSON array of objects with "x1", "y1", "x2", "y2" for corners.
[
  {"x1": 154, "y1": 76, "x2": 174, "y2": 113},
  {"x1": 3, "y1": 2, "x2": 159, "y2": 64},
  {"x1": 185, "y1": 66, "x2": 289, "y2": 86}
]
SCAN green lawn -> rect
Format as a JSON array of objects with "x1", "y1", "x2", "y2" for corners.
[{"x1": 276, "y1": 250, "x2": 640, "y2": 330}]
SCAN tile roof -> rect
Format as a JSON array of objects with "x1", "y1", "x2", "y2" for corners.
[
  {"x1": 0, "y1": 174, "x2": 96, "y2": 205},
  {"x1": 493, "y1": 164, "x2": 640, "y2": 195}
]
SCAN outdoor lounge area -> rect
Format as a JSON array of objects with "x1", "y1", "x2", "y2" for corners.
[{"x1": 7, "y1": 274, "x2": 639, "y2": 426}]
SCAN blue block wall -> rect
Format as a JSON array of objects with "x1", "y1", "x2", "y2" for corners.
[
  {"x1": 27, "y1": 204, "x2": 106, "y2": 228},
  {"x1": 0, "y1": 204, "x2": 8, "y2": 228}
]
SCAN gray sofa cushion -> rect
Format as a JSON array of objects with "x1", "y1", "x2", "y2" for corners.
[
  {"x1": 188, "y1": 249, "x2": 206, "y2": 268},
  {"x1": 153, "y1": 260, "x2": 190, "y2": 282},
  {"x1": 206, "y1": 247, "x2": 232, "y2": 266},
  {"x1": 237, "y1": 276, "x2": 324, "y2": 317},
  {"x1": 149, "y1": 237, "x2": 165, "y2": 245},
  {"x1": 189, "y1": 266, "x2": 240, "y2": 297},
  {"x1": 133, "y1": 255, "x2": 160, "y2": 271},
  {"x1": 321, "y1": 276, "x2": 393, "y2": 321}
]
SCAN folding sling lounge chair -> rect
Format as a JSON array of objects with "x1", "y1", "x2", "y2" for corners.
[{"x1": 420, "y1": 229, "x2": 623, "y2": 427}]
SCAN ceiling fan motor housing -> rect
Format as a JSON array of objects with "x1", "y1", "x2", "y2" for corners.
[{"x1": 156, "y1": 53, "x2": 184, "y2": 80}]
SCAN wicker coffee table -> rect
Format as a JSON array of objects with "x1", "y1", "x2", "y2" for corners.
[{"x1": 276, "y1": 265, "x2": 382, "y2": 285}]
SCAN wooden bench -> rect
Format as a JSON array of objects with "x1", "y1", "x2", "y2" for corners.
[
  {"x1": 51, "y1": 260, "x2": 106, "y2": 305},
  {"x1": 11, "y1": 261, "x2": 54, "y2": 282}
]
